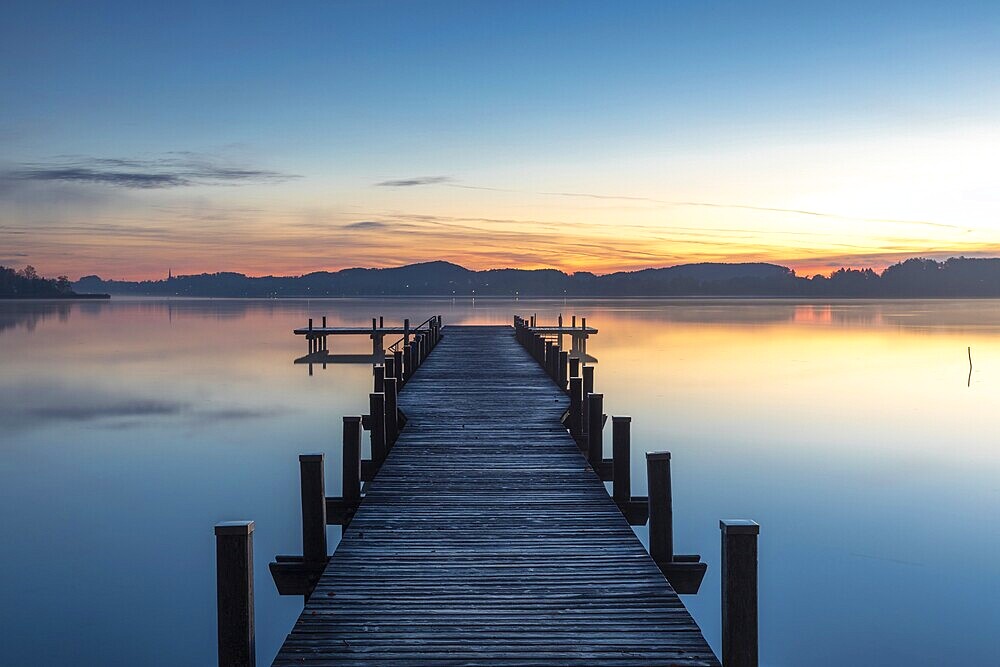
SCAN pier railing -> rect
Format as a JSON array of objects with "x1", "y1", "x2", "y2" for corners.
[{"x1": 386, "y1": 315, "x2": 441, "y2": 353}]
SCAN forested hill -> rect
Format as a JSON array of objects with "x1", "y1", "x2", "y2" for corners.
[{"x1": 73, "y1": 257, "x2": 1000, "y2": 298}]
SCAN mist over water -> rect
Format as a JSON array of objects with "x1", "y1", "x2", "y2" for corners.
[{"x1": 1, "y1": 297, "x2": 998, "y2": 666}]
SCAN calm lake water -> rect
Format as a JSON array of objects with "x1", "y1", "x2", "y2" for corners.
[{"x1": 1, "y1": 297, "x2": 998, "y2": 666}]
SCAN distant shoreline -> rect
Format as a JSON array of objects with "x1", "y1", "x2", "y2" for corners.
[{"x1": 0, "y1": 294, "x2": 110, "y2": 300}]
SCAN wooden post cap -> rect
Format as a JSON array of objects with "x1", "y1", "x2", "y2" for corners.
[
  {"x1": 215, "y1": 521, "x2": 254, "y2": 536},
  {"x1": 344, "y1": 416, "x2": 362, "y2": 423},
  {"x1": 299, "y1": 453, "x2": 324, "y2": 462},
  {"x1": 612, "y1": 416, "x2": 632, "y2": 423},
  {"x1": 646, "y1": 450, "x2": 671, "y2": 461},
  {"x1": 720, "y1": 519, "x2": 760, "y2": 535}
]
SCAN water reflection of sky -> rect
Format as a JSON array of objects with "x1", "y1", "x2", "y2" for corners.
[{"x1": 1, "y1": 298, "x2": 997, "y2": 666}]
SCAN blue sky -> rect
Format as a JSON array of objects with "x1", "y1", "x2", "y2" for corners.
[{"x1": 2, "y1": 1, "x2": 1000, "y2": 277}]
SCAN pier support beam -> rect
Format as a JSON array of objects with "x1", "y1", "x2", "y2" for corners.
[
  {"x1": 558, "y1": 350, "x2": 569, "y2": 391},
  {"x1": 612, "y1": 417, "x2": 632, "y2": 506},
  {"x1": 384, "y1": 377, "x2": 399, "y2": 446},
  {"x1": 647, "y1": 451, "x2": 707, "y2": 594},
  {"x1": 568, "y1": 377, "x2": 584, "y2": 442},
  {"x1": 299, "y1": 454, "x2": 327, "y2": 566},
  {"x1": 342, "y1": 417, "x2": 361, "y2": 509},
  {"x1": 369, "y1": 393, "x2": 387, "y2": 466},
  {"x1": 646, "y1": 451, "x2": 673, "y2": 562},
  {"x1": 394, "y1": 350, "x2": 404, "y2": 385},
  {"x1": 215, "y1": 521, "x2": 255, "y2": 667},
  {"x1": 721, "y1": 520, "x2": 760, "y2": 667},
  {"x1": 587, "y1": 393, "x2": 603, "y2": 465}
]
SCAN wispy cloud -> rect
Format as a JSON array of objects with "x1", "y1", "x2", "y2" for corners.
[
  {"x1": 4, "y1": 153, "x2": 297, "y2": 190},
  {"x1": 343, "y1": 220, "x2": 390, "y2": 230},
  {"x1": 381, "y1": 178, "x2": 964, "y2": 232},
  {"x1": 451, "y1": 183, "x2": 966, "y2": 232},
  {"x1": 375, "y1": 176, "x2": 452, "y2": 187}
]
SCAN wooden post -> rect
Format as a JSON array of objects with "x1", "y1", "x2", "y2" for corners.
[
  {"x1": 379, "y1": 316, "x2": 384, "y2": 328},
  {"x1": 646, "y1": 451, "x2": 673, "y2": 563},
  {"x1": 393, "y1": 349, "x2": 404, "y2": 384},
  {"x1": 568, "y1": 377, "x2": 583, "y2": 436},
  {"x1": 403, "y1": 344, "x2": 413, "y2": 382},
  {"x1": 369, "y1": 393, "x2": 387, "y2": 465},
  {"x1": 569, "y1": 357, "x2": 580, "y2": 378},
  {"x1": 582, "y1": 366, "x2": 594, "y2": 433},
  {"x1": 384, "y1": 377, "x2": 399, "y2": 446},
  {"x1": 373, "y1": 364, "x2": 385, "y2": 393},
  {"x1": 342, "y1": 417, "x2": 361, "y2": 506},
  {"x1": 558, "y1": 350, "x2": 569, "y2": 390},
  {"x1": 721, "y1": 520, "x2": 760, "y2": 667},
  {"x1": 612, "y1": 417, "x2": 631, "y2": 505},
  {"x1": 299, "y1": 454, "x2": 327, "y2": 564},
  {"x1": 215, "y1": 521, "x2": 255, "y2": 667},
  {"x1": 572, "y1": 315, "x2": 576, "y2": 328},
  {"x1": 385, "y1": 356, "x2": 396, "y2": 381},
  {"x1": 581, "y1": 316, "x2": 587, "y2": 330},
  {"x1": 587, "y1": 393, "x2": 603, "y2": 465},
  {"x1": 404, "y1": 318, "x2": 410, "y2": 345}
]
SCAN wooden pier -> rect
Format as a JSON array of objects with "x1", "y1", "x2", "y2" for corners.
[{"x1": 214, "y1": 316, "x2": 760, "y2": 666}]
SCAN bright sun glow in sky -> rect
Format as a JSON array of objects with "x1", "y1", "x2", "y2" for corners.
[{"x1": 2, "y1": 1, "x2": 999, "y2": 279}]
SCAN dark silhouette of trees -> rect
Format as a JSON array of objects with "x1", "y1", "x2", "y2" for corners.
[{"x1": 1, "y1": 265, "x2": 79, "y2": 297}]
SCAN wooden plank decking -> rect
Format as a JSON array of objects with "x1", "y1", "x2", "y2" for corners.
[{"x1": 272, "y1": 325, "x2": 719, "y2": 666}]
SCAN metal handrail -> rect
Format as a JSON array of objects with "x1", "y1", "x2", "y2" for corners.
[{"x1": 386, "y1": 316, "x2": 437, "y2": 353}]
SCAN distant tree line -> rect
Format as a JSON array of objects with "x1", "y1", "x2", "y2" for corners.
[
  {"x1": 73, "y1": 257, "x2": 1000, "y2": 298},
  {"x1": 0, "y1": 265, "x2": 76, "y2": 297}
]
